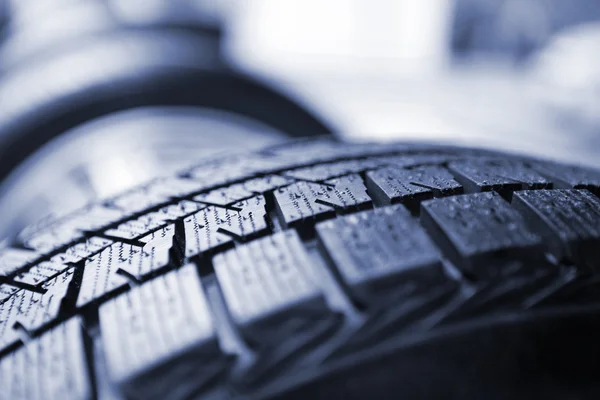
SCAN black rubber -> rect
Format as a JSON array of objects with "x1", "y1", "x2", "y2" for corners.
[{"x1": 2, "y1": 139, "x2": 600, "y2": 399}]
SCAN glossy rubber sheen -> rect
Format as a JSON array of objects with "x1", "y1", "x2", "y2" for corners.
[{"x1": 1, "y1": 139, "x2": 600, "y2": 399}]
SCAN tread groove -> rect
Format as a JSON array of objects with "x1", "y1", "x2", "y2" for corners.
[{"x1": 3, "y1": 141, "x2": 600, "y2": 400}]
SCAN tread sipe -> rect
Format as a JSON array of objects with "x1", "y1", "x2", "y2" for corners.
[{"x1": 2, "y1": 139, "x2": 600, "y2": 399}]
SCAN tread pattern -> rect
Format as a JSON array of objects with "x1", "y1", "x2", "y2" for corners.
[
  {"x1": 366, "y1": 165, "x2": 463, "y2": 207},
  {"x1": 19, "y1": 205, "x2": 124, "y2": 253},
  {"x1": 183, "y1": 196, "x2": 268, "y2": 258},
  {"x1": 513, "y1": 189, "x2": 600, "y2": 272},
  {"x1": 194, "y1": 175, "x2": 293, "y2": 206},
  {"x1": 283, "y1": 154, "x2": 461, "y2": 182},
  {"x1": 448, "y1": 160, "x2": 552, "y2": 194},
  {"x1": 317, "y1": 205, "x2": 446, "y2": 305},
  {"x1": 1, "y1": 269, "x2": 74, "y2": 352},
  {"x1": 274, "y1": 174, "x2": 371, "y2": 230},
  {"x1": 214, "y1": 231, "x2": 332, "y2": 342},
  {"x1": 213, "y1": 231, "x2": 342, "y2": 386},
  {"x1": 0, "y1": 248, "x2": 40, "y2": 277},
  {"x1": 13, "y1": 237, "x2": 112, "y2": 287},
  {"x1": 108, "y1": 178, "x2": 207, "y2": 215},
  {"x1": 533, "y1": 162, "x2": 600, "y2": 194},
  {"x1": 100, "y1": 264, "x2": 227, "y2": 399},
  {"x1": 2, "y1": 140, "x2": 600, "y2": 399},
  {"x1": 0, "y1": 318, "x2": 90, "y2": 400},
  {"x1": 104, "y1": 200, "x2": 202, "y2": 241},
  {"x1": 421, "y1": 192, "x2": 544, "y2": 277},
  {"x1": 76, "y1": 240, "x2": 172, "y2": 308}
]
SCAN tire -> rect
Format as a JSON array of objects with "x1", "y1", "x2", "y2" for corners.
[
  {"x1": 1, "y1": 139, "x2": 600, "y2": 400},
  {"x1": 0, "y1": 33, "x2": 334, "y2": 185}
]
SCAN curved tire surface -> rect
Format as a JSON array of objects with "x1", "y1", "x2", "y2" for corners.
[{"x1": 1, "y1": 139, "x2": 600, "y2": 399}]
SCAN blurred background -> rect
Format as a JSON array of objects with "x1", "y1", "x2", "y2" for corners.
[
  {"x1": 0, "y1": 0, "x2": 598, "y2": 239},
  {"x1": 224, "y1": 0, "x2": 600, "y2": 157}
]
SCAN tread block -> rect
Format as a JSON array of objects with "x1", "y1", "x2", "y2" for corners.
[
  {"x1": 532, "y1": 163, "x2": 600, "y2": 195},
  {"x1": 194, "y1": 175, "x2": 293, "y2": 206},
  {"x1": 183, "y1": 209, "x2": 233, "y2": 258},
  {"x1": 115, "y1": 241, "x2": 173, "y2": 280},
  {"x1": 152, "y1": 177, "x2": 211, "y2": 197},
  {"x1": 268, "y1": 140, "x2": 407, "y2": 166},
  {"x1": 108, "y1": 178, "x2": 199, "y2": 214},
  {"x1": 513, "y1": 189, "x2": 600, "y2": 272},
  {"x1": 194, "y1": 184, "x2": 253, "y2": 207},
  {"x1": 138, "y1": 224, "x2": 176, "y2": 247},
  {"x1": 183, "y1": 196, "x2": 268, "y2": 258},
  {"x1": 268, "y1": 140, "x2": 359, "y2": 164},
  {"x1": 219, "y1": 196, "x2": 269, "y2": 239},
  {"x1": 0, "y1": 318, "x2": 90, "y2": 400},
  {"x1": 0, "y1": 284, "x2": 19, "y2": 302},
  {"x1": 214, "y1": 231, "x2": 332, "y2": 344},
  {"x1": 7, "y1": 270, "x2": 73, "y2": 332},
  {"x1": 76, "y1": 244, "x2": 130, "y2": 308},
  {"x1": 316, "y1": 205, "x2": 447, "y2": 305},
  {"x1": 273, "y1": 174, "x2": 371, "y2": 229},
  {"x1": 421, "y1": 192, "x2": 544, "y2": 278},
  {"x1": 0, "y1": 248, "x2": 39, "y2": 277},
  {"x1": 448, "y1": 160, "x2": 551, "y2": 194},
  {"x1": 243, "y1": 175, "x2": 296, "y2": 195},
  {"x1": 105, "y1": 200, "x2": 202, "y2": 241},
  {"x1": 12, "y1": 238, "x2": 112, "y2": 287},
  {"x1": 76, "y1": 241, "x2": 171, "y2": 308},
  {"x1": 0, "y1": 285, "x2": 20, "y2": 351},
  {"x1": 283, "y1": 154, "x2": 457, "y2": 182},
  {"x1": 159, "y1": 199, "x2": 208, "y2": 217},
  {"x1": 185, "y1": 153, "x2": 288, "y2": 188},
  {"x1": 22, "y1": 230, "x2": 77, "y2": 256},
  {"x1": 53, "y1": 236, "x2": 114, "y2": 264},
  {"x1": 13, "y1": 260, "x2": 68, "y2": 287},
  {"x1": 378, "y1": 153, "x2": 462, "y2": 168},
  {"x1": 366, "y1": 166, "x2": 463, "y2": 207},
  {"x1": 1, "y1": 269, "x2": 74, "y2": 351},
  {"x1": 19, "y1": 205, "x2": 124, "y2": 253},
  {"x1": 0, "y1": 306, "x2": 20, "y2": 352},
  {"x1": 100, "y1": 264, "x2": 226, "y2": 399},
  {"x1": 283, "y1": 154, "x2": 463, "y2": 183},
  {"x1": 110, "y1": 178, "x2": 205, "y2": 214},
  {"x1": 285, "y1": 160, "x2": 375, "y2": 182}
]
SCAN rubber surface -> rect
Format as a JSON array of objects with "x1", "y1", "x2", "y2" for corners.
[{"x1": 2, "y1": 139, "x2": 600, "y2": 399}]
